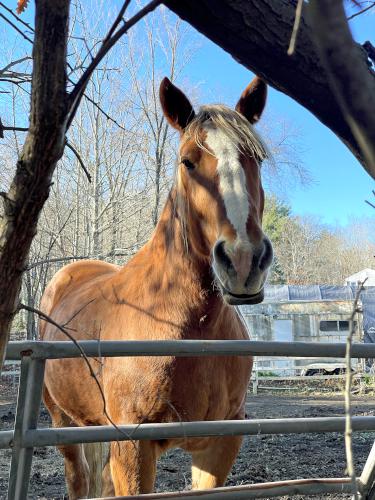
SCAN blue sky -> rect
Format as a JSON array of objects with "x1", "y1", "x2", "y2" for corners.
[{"x1": 180, "y1": 7, "x2": 375, "y2": 227}]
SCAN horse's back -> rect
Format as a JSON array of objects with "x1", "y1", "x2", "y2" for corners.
[{"x1": 40, "y1": 259, "x2": 119, "y2": 340}]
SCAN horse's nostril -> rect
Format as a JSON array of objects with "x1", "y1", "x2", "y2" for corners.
[
  {"x1": 214, "y1": 241, "x2": 233, "y2": 272},
  {"x1": 259, "y1": 237, "x2": 273, "y2": 271}
]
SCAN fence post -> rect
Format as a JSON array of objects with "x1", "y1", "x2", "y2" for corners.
[
  {"x1": 253, "y1": 370, "x2": 258, "y2": 395},
  {"x1": 359, "y1": 440, "x2": 375, "y2": 499},
  {"x1": 8, "y1": 353, "x2": 45, "y2": 500}
]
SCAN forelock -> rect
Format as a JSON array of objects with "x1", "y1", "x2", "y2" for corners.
[{"x1": 184, "y1": 104, "x2": 269, "y2": 163}]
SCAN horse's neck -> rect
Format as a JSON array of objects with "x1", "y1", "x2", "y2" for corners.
[
  {"x1": 113, "y1": 189, "x2": 225, "y2": 337},
  {"x1": 133, "y1": 189, "x2": 214, "y2": 307}
]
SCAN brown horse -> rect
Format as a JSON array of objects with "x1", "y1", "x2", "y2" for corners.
[{"x1": 40, "y1": 76, "x2": 273, "y2": 498}]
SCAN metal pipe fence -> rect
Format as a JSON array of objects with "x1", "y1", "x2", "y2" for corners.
[
  {"x1": 2, "y1": 339, "x2": 375, "y2": 500},
  {"x1": 93, "y1": 478, "x2": 356, "y2": 499}
]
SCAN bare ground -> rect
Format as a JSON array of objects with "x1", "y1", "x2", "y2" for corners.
[{"x1": 1, "y1": 381, "x2": 374, "y2": 499}]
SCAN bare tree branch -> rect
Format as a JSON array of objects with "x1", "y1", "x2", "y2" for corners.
[
  {"x1": 65, "y1": 140, "x2": 92, "y2": 182},
  {"x1": 347, "y1": 1, "x2": 375, "y2": 20},
  {"x1": 0, "y1": 1, "x2": 34, "y2": 33},
  {"x1": 308, "y1": 0, "x2": 375, "y2": 175},
  {"x1": 0, "y1": 0, "x2": 166, "y2": 372},
  {"x1": 365, "y1": 190, "x2": 375, "y2": 210},
  {"x1": 24, "y1": 248, "x2": 142, "y2": 271},
  {"x1": 18, "y1": 303, "x2": 135, "y2": 445},
  {"x1": 81, "y1": 93, "x2": 128, "y2": 131},
  {"x1": 287, "y1": 0, "x2": 304, "y2": 56},
  {"x1": 0, "y1": 12, "x2": 33, "y2": 43},
  {"x1": 0, "y1": 124, "x2": 29, "y2": 133},
  {"x1": 163, "y1": 0, "x2": 374, "y2": 173},
  {"x1": 0, "y1": 56, "x2": 32, "y2": 74},
  {"x1": 67, "y1": 0, "x2": 163, "y2": 128},
  {"x1": 0, "y1": 0, "x2": 70, "y2": 368},
  {"x1": 0, "y1": 5, "x2": 128, "y2": 133},
  {"x1": 103, "y1": 0, "x2": 131, "y2": 43}
]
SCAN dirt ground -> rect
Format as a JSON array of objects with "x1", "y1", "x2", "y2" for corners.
[{"x1": 1, "y1": 380, "x2": 375, "y2": 500}]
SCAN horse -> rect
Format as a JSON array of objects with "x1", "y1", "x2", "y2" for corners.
[{"x1": 40, "y1": 75, "x2": 273, "y2": 498}]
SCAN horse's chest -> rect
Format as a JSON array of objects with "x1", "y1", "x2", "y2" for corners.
[
  {"x1": 104, "y1": 353, "x2": 251, "y2": 423},
  {"x1": 169, "y1": 355, "x2": 252, "y2": 420}
]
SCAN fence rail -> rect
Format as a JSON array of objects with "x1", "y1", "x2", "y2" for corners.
[
  {"x1": 91, "y1": 478, "x2": 355, "y2": 499},
  {"x1": 2, "y1": 339, "x2": 375, "y2": 499},
  {"x1": 6, "y1": 339, "x2": 375, "y2": 359}
]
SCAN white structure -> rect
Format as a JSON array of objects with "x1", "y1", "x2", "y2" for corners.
[{"x1": 345, "y1": 268, "x2": 375, "y2": 286}]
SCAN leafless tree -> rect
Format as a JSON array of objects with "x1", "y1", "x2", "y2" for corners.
[{"x1": 0, "y1": 0, "x2": 163, "y2": 369}]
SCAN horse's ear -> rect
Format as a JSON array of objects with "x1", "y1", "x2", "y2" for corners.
[
  {"x1": 235, "y1": 77, "x2": 267, "y2": 124},
  {"x1": 159, "y1": 77, "x2": 195, "y2": 132}
]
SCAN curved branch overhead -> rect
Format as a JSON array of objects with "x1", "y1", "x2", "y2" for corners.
[
  {"x1": 308, "y1": 0, "x2": 375, "y2": 177},
  {"x1": 163, "y1": 0, "x2": 375, "y2": 177}
]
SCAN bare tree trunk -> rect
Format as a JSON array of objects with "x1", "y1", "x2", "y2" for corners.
[
  {"x1": 152, "y1": 153, "x2": 162, "y2": 227},
  {"x1": 163, "y1": 0, "x2": 375, "y2": 176},
  {"x1": 0, "y1": 0, "x2": 69, "y2": 367},
  {"x1": 110, "y1": 200, "x2": 118, "y2": 257},
  {"x1": 73, "y1": 167, "x2": 82, "y2": 255},
  {"x1": 91, "y1": 111, "x2": 101, "y2": 256}
]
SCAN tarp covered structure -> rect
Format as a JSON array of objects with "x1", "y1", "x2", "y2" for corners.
[{"x1": 243, "y1": 285, "x2": 375, "y2": 344}]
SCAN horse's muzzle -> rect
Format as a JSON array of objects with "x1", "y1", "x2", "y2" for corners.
[{"x1": 212, "y1": 237, "x2": 272, "y2": 305}]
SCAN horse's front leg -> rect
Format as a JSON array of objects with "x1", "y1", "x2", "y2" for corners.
[
  {"x1": 191, "y1": 435, "x2": 243, "y2": 489},
  {"x1": 110, "y1": 440, "x2": 158, "y2": 495}
]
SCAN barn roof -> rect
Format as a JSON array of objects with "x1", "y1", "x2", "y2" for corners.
[{"x1": 261, "y1": 284, "x2": 375, "y2": 303}]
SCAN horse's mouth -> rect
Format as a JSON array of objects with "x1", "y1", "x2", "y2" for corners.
[{"x1": 220, "y1": 286, "x2": 264, "y2": 305}]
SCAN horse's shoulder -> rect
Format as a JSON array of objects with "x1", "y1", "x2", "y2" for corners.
[{"x1": 39, "y1": 260, "x2": 119, "y2": 337}]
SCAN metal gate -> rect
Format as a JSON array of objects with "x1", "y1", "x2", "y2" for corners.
[{"x1": 2, "y1": 339, "x2": 375, "y2": 499}]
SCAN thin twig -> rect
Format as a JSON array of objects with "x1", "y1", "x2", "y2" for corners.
[
  {"x1": 0, "y1": 12, "x2": 33, "y2": 43},
  {"x1": 0, "y1": 1, "x2": 34, "y2": 32},
  {"x1": 288, "y1": 0, "x2": 304, "y2": 56},
  {"x1": 103, "y1": 0, "x2": 132, "y2": 44},
  {"x1": 344, "y1": 279, "x2": 367, "y2": 499},
  {"x1": 24, "y1": 247, "x2": 142, "y2": 271},
  {"x1": 67, "y1": 0, "x2": 163, "y2": 129},
  {"x1": 0, "y1": 56, "x2": 32, "y2": 75},
  {"x1": 347, "y1": 2, "x2": 375, "y2": 20},
  {"x1": 0, "y1": 6, "x2": 127, "y2": 133},
  {"x1": 1, "y1": 125, "x2": 28, "y2": 132},
  {"x1": 65, "y1": 140, "x2": 91, "y2": 182},
  {"x1": 365, "y1": 190, "x2": 375, "y2": 209},
  {"x1": 18, "y1": 303, "x2": 135, "y2": 447},
  {"x1": 81, "y1": 93, "x2": 128, "y2": 131}
]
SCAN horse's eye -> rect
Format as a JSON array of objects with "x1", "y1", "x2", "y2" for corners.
[{"x1": 181, "y1": 158, "x2": 195, "y2": 171}]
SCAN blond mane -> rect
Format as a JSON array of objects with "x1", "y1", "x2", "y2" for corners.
[{"x1": 184, "y1": 104, "x2": 269, "y2": 162}]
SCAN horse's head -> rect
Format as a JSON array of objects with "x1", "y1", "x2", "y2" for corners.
[{"x1": 159, "y1": 77, "x2": 273, "y2": 305}]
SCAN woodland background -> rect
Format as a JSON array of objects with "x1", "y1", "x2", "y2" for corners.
[{"x1": 1, "y1": 1, "x2": 374, "y2": 338}]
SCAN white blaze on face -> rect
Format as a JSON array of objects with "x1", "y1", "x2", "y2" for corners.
[{"x1": 204, "y1": 125, "x2": 249, "y2": 241}]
